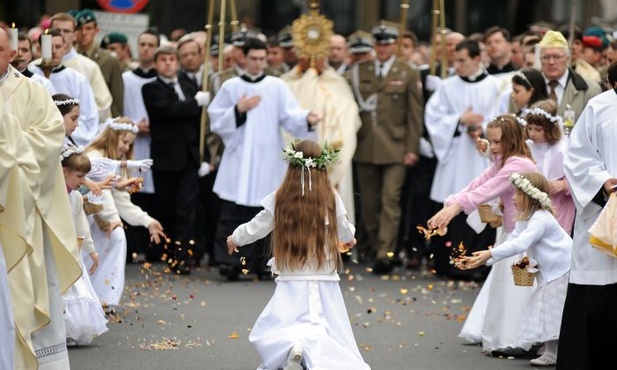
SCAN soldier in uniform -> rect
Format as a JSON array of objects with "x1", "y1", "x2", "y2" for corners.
[
  {"x1": 100, "y1": 31, "x2": 137, "y2": 72},
  {"x1": 75, "y1": 9, "x2": 125, "y2": 117},
  {"x1": 347, "y1": 22, "x2": 424, "y2": 275},
  {"x1": 277, "y1": 25, "x2": 298, "y2": 69},
  {"x1": 347, "y1": 30, "x2": 375, "y2": 65}
]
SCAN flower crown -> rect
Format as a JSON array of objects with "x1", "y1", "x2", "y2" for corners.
[
  {"x1": 54, "y1": 98, "x2": 80, "y2": 106},
  {"x1": 60, "y1": 145, "x2": 84, "y2": 161},
  {"x1": 103, "y1": 117, "x2": 139, "y2": 134},
  {"x1": 282, "y1": 140, "x2": 340, "y2": 170},
  {"x1": 509, "y1": 173, "x2": 552, "y2": 210},
  {"x1": 521, "y1": 107, "x2": 563, "y2": 126}
]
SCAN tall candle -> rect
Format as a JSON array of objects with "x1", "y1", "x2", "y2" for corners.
[
  {"x1": 41, "y1": 34, "x2": 52, "y2": 61},
  {"x1": 9, "y1": 24, "x2": 18, "y2": 52}
]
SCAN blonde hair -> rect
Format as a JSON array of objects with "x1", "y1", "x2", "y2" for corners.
[
  {"x1": 86, "y1": 117, "x2": 136, "y2": 176},
  {"x1": 272, "y1": 140, "x2": 342, "y2": 272},
  {"x1": 516, "y1": 171, "x2": 555, "y2": 220}
]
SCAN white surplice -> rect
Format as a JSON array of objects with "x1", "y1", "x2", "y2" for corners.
[
  {"x1": 208, "y1": 75, "x2": 310, "y2": 207},
  {"x1": 564, "y1": 89, "x2": 617, "y2": 285},
  {"x1": 425, "y1": 74, "x2": 501, "y2": 202},
  {"x1": 122, "y1": 70, "x2": 156, "y2": 193}
]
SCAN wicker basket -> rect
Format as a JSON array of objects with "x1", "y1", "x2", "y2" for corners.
[
  {"x1": 511, "y1": 265, "x2": 536, "y2": 286},
  {"x1": 83, "y1": 195, "x2": 103, "y2": 215},
  {"x1": 478, "y1": 204, "x2": 502, "y2": 228}
]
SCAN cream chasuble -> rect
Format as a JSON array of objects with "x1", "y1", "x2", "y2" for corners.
[{"x1": 1, "y1": 66, "x2": 81, "y2": 369}]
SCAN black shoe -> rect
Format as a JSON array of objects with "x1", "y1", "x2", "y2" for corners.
[
  {"x1": 218, "y1": 264, "x2": 239, "y2": 281},
  {"x1": 372, "y1": 258, "x2": 394, "y2": 275}
]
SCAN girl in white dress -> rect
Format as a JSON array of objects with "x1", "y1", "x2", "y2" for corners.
[
  {"x1": 521, "y1": 99, "x2": 575, "y2": 234},
  {"x1": 226, "y1": 139, "x2": 370, "y2": 370},
  {"x1": 84, "y1": 118, "x2": 165, "y2": 311},
  {"x1": 60, "y1": 147, "x2": 108, "y2": 345},
  {"x1": 458, "y1": 171, "x2": 572, "y2": 366}
]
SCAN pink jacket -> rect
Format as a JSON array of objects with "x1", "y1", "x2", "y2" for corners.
[{"x1": 445, "y1": 155, "x2": 537, "y2": 233}]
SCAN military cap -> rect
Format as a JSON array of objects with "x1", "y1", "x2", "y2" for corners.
[
  {"x1": 538, "y1": 30, "x2": 568, "y2": 49},
  {"x1": 276, "y1": 25, "x2": 293, "y2": 48},
  {"x1": 67, "y1": 9, "x2": 80, "y2": 18},
  {"x1": 231, "y1": 27, "x2": 262, "y2": 47},
  {"x1": 75, "y1": 9, "x2": 97, "y2": 28},
  {"x1": 347, "y1": 30, "x2": 374, "y2": 54},
  {"x1": 100, "y1": 32, "x2": 128, "y2": 49},
  {"x1": 582, "y1": 26, "x2": 610, "y2": 50},
  {"x1": 210, "y1": 34, "x2": 231, "y2": 55},
  {"x1": 370, "y1": 21, "x2": 399, "y2": 45}
]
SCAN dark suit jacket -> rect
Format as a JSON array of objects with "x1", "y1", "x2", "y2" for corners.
[{"x1": 142, "y1": 76, "x2": 201, "y2": 172}]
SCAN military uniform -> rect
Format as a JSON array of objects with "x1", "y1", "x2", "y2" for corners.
[{"x1": 347, "y1": 23, "x2": 424, "y2": 273}]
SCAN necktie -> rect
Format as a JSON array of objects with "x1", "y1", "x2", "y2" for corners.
[
  {"x1": 548, "y1": 80, "x2": 559, "y2": 102},
  {"x1": 168, "y1": 81, "x2": 186, "y2": 101},
  {"x1": 378, "y1": 63, "x2": 384, "y2": 81}
]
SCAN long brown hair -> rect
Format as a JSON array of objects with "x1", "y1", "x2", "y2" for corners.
[
  {"x1": 272, "y1": 140, "x2": 342, "y2": 272},
  {"x1": 487, "y1": 114, "x2": 533, "y2": 168}
]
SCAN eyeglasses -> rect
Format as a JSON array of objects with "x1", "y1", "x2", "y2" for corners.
[{"x1": 541, "y1": 54, "x2": 567, "y2": 62}]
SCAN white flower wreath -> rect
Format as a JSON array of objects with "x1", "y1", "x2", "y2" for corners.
[
  {"x1": 282, "y1": 140, "x2": 340, "y2": 170},
  {"x1": 103, "y1": 117, "x2": 139, "y2": 134},
  {"x1": 60, "y1": 145, "x2": 84, "y2": 161},
  {"x1": 521, "y1": 107, "x2": 563, "y2": 126},
  {"x1": 509, "y1": 173, "x2": 552, "y2": 209}
]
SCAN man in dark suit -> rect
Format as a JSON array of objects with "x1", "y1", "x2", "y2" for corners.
[
  {"x1": 347, "y1": 22, "x2": 424, "y2": 275},
  {"x1": 142, "y1": 45, "x2": 210, "y2": 274}
]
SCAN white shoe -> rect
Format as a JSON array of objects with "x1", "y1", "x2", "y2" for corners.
[
  {"x1": 529, "y1": 353, "x2": 556, "y2": 366},
  {"x1": 282, "y1": 344, "x2": 304, "y2": 370}
]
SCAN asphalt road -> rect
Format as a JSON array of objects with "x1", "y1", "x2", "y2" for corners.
[{"x1": 68, "y1": 262, "x2": 543, "y2": 370}]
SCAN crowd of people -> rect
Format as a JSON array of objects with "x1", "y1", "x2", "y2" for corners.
[{"x1": 2, "y1": 6, "x2": 617, "y2": 370}]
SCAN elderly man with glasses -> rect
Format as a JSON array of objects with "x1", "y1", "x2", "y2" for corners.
[{"x1": 538, "y1": 30, "x2": 601, "y2": 118}]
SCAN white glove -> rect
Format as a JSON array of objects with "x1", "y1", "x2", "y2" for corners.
[
  {"x1": 195, "y1": 91, "x2": 211, "y2": 107},
  {"x1": 198, "y1": 162, "x2": 211, "y2": 177},
  {"x1": 126, "y1": 159, "x2": 153, "y2": 171}
]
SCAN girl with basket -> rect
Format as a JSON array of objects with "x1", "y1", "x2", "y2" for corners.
[
  {"x1": 457, "y1": 171, "x2": 572, "y2": 366},
  {"x1": 428, "y1": 115, "x2": 537, "y2": 354}
]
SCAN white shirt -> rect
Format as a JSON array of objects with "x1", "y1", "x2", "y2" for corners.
[
  {"x1": 544, "y1": 70, "x2": 569, "y2": 106},
  {"x1": 487, "y1": 209, "x2": 572, "y2": 286}
]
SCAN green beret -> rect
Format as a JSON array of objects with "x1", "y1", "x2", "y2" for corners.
[
  {"x1": 67, "y1": 9, "x2": 80, "y2": 18},
  {"x1": 100, "y1": 32, "x2": 128, "y2": 48},
  {"x1": 76, "y1": 9, "x2": 97, "y2": 28}
]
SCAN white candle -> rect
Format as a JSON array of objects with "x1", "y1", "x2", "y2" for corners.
[
  {"x1": 9, "y1": 27, "x2": 18, "y2": 52},
  {"x1": 41, "y1": 34, "x2": 52, "y2": 61}
]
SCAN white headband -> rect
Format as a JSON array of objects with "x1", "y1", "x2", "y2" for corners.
[{"x1": 54, "y1": 98, "x2": 80, "y2": 106}]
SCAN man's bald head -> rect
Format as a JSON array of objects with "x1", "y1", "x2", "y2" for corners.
[
  {"x1": 0, "y1": 27, "x2": 17, "y2": 75},
  {"x1": 329, "y1": 34, "x2": 348, "y2": 66}
]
